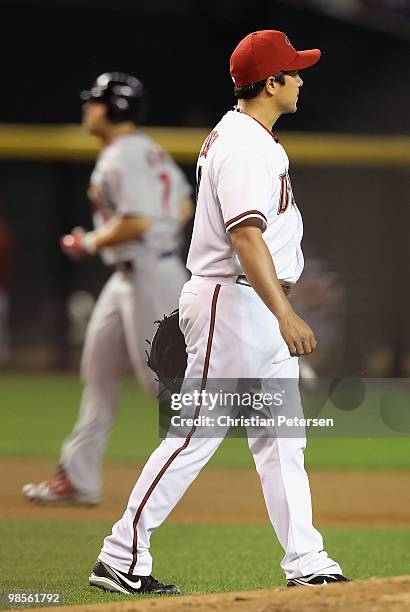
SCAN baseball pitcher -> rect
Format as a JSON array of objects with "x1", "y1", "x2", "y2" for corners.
[{"x1": 88, "y1": 33, "x2": 350, "y2": 595}]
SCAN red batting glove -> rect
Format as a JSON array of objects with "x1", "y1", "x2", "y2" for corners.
[{"x1": 59, "y1": 227, "x2": 87, "y2": 260}]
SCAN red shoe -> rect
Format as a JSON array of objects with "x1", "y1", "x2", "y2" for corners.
[{"x1": 22, "y1": 465, "x2": 99, "y2": 505}]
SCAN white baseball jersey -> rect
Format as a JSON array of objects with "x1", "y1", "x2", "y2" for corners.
[
  {"x1": 89, "y1": 132, "x2": 191, "y2": 265},
  {"x1": 187, "y1": 110, "x2": 304, "y2": 283}
]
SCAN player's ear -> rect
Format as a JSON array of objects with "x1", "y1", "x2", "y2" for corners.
[{"x1": 266, "y1": 76, "x2": 276, "y2": 96}]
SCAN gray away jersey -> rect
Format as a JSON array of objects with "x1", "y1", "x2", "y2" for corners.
[{"x1": 89, "y1": 132, "x2": 191, "y2": 265}]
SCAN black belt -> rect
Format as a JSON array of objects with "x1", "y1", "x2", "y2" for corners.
[
  {"x1": 116, "y1": 251, "x2": 178, "y2": 273},
  {"x1": 235, "y1": 274, "x2": 293, "y2": 296},
  {"x1": 159, "y1": 250, "x2": 178, "y2": 259},
  {"x1": 116, "y1": 260, "x2": 133, "y2": 273}
]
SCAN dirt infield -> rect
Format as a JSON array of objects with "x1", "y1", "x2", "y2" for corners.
[
  {"x1": 4, "y1": 459, "x2": 410, "y2": 611},
  {"x1": 16, "y1": 576, "x2": 410, "y2": 612},
  {"x1": 1, "y1": 458, "x2": 410, "y2": 526}
]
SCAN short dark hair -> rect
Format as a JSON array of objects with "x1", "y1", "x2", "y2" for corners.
[{"x1": 234, "y1": 71, "x2": 286, "y2": 99}]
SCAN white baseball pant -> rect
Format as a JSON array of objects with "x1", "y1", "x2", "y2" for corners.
[
  {"x1": 60, "y1": 256, "x2": 187, "y2": 501},
  {"x1": 99, "y1": 275, "x2": 342, "y2": 579}
]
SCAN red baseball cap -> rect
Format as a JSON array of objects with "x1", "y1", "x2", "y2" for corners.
[{"x1": 230, "y1": 30, "x2": 321, "y2": 87}]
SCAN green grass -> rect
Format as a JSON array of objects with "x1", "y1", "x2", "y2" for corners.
[
  {"x1": 1, "y1": 374, "x2": 409, "y2": 609},
  {"x1": 1, "y1": 374, "x2": 409, "y2": 469},
  {"x1": 1, "y1": 519, "x2": 409, "y2": 609}
]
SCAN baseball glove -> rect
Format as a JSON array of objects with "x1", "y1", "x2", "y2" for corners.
[{"x1": 146, "y1": 309, "x2": 187, "y2": 394}]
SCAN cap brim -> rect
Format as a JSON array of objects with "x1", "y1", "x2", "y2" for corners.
[{"x1": 284, "y1": 49, "x2": 321, "y2": 71}]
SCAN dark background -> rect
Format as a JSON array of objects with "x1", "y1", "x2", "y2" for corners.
[
  {"x1": 0, "y1": 0, "x2": 409, "y2": 375},
  {"x1": 1, "y1": 0, "x2": 409, "y2": 133}
]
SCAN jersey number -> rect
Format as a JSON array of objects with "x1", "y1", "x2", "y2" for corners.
[
  {"x1": 278, "y1": 172, "x2": 295, "y2": 215},
  {"x1": 159, "y1": 172, "x2": 171, "y2": 214}
]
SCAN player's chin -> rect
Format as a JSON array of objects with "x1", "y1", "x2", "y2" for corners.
[
  {"x1": 283, "y1": 101, "x2": 298, "y2": 115},
  {"x1": 81, "y1": 116, "x2": 91, "y2": 131},
  {"x1": 83, "y1": 119, "x2": 98, "y2": 135}
]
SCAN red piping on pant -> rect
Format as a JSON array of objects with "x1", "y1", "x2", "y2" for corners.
[{"x1": 128, "y1": 283, "x2": 221, "y2": 574}]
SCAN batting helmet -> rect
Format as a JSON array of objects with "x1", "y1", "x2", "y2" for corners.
[{"x1": 80, "y1": 72, "x2": 145, "y2": 124}]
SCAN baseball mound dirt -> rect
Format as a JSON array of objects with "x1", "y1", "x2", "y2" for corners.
[
  {"x1": 16, "y1": 576, "x2": 410, "y2": 612},
  {"x1": 2, "y1": 458, "x2": 410, "y2": 526}
]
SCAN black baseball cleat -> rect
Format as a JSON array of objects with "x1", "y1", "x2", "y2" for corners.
[
  {"x1": 89, "y1": 560, "x2": 180, "y2": 595},
  {"x1": 287, "y1": 573, "x2": 350, "y2": 587}
]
